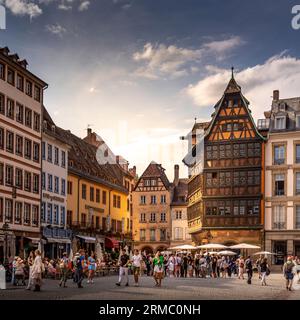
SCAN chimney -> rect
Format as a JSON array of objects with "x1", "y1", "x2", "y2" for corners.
[
  {"x1": 174, "y1": 164, "x2": 179, "y2": 186},
  {"x1": 273, "y1": 90, "x2": 279, "y2": 101},
  {"x1": 87, "y1": 128, "x2": 92, "y2": 135}
]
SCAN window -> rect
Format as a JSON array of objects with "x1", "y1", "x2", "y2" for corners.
[
  {"x1": 150, "y1": 229, "x2": 156, "y2": 241},
  {"x1": 113, "y1": 195, "x2": 121, "y2": 208},
  {"x1": 42, "y1": 172, "x2": 46, "y2": 190},
  {"x1": 96, "y1": 216, "x2": 100, "y2": 229},
  {"x1": 6, "y1": 131, "x2": 14, "y2": 153},
  {"x1": 150, "y1": 195, "x2": 156, "y2": 204},
  {"x1": 140, "y1": 195, "x2": 146, "y2": 204},
  {"x1": 296, "y1": 115, "x2": 300, "y2": 128},
  {"x1": 53, "y1": 205, "x2": 59, "y2": 225},
  {"x1": 150, "y1": 213, "x2": 156, "y2": 222},
  {"x1": 47, "y1": 203, "x2": 53, "y2": 224},
  {"x1": 144, "y1": 179, "x2": 150, "y2": 186},
  {"x1": 6, "y1": 98, "x2": 14, "y2": 119},
  {"x1": 25, "y1": 108, "x2": 32, "y2": 128},
  {"x1": 48, "y1": 174, "x2": 53, "y2": 191},
  {"x1": 47, "y1": 144, "x2": 52, "y2": 162},
  {"x1": 41, "y1": 202, "x2": 46, "y2": 223},
  {"x1": 26, "y1": 80, "x2": 32, "y2": 97},
  {"x1": 60, "y1": 206, "x2": 65, "y2": 226},
  {"x1": 151, "y1": 179, "x2": 157, "y2": 186},
  {"x1": 174, "y1": 227, "x2": 183, "y2": 240},
  {"x1": 96, "y1": 189, "x2": 100, "y2": 203},
  {"x1": 33, "y1": 142, "x2": 39, "y2": 162},
  {"x1": 275, "y1": 116, "x2": 286, "y2": 130},
  {"x1": 7, "y1": 68, "x2": 15, "y2": 85},
  {"x1": 15, "y1": 202, "x2": 22, "y2": 224},
  {"x1": 161, "y1": 195, "x2": 166, "y2": 204},
  {"x1": 273, "y1": 206, "x2": 285, "y2": 229},
  {"x1": 0, "y1": 197, "x2": 3, "y2": 221},
  {"x1": 274, "y1": 174, "x2": 285, "y2": 196},
  {"x1": 82, "y1": 184, "x2": 87, "y2": 199},
  {"x1": 160, "y1": 212, "x2": 166, "y2": 222},
  {"x1": 24, "y1": 139, "x2": 32, "y2": 159},
  {"x1": 175, "y1": 211, "x2": 182, "y2": 219},
  {"x1": 274, "y1": 145, "x2": 285, "y2": 165},
  {"x1": 24, "y1": 171, "x2": 31, "y2": 192},
  {"x1": 0, "y1": 63, "x2": 5, "y2": 80},
  {"x1": 296, "y1": 145, "x2": 300, "y2": 164},
  {"x1": 81, "y1": 213, "x2": 87, "y2": 227},
  {"x1": 296, "y1": 206, "x2": 300, "y2": 229},
  {"x1": 16, "y1": 103, "x2": 23, "y2": 123},
  {"x1": 140, "y1": 213, "x2": 146, "y2": 222},
  {"x1": 0, "y1": 127, "x2": 3, "y2": 150},
  {"x1": 31, "y1": 174, "x2": 38, "y2": 193},
  {"x1": 0, "y1": 93, "x2": 4, "y2": 114},
  {"x1": 296, "y1": 173, "x2": 300, "y2": 195},
  {"x1": 67, "y1": 181, "x2": 72, "y2": 195},
  {"x1": 54, "y1": 147, "x2": 59, "y2": 165},
  {"x1": 160, "y1": 229, "x2": 166, "y2": 241},
  {"x1": 5, "y1": 199, "x2": 13, "y2": 222},
  {"x1": 90, "y1": 187, "x2": 94, "y2": 202},
  {"x1": 61, "y1": 151, "x2": 66, "y2": 167},
  {"x1": 0, "y1": 163, "x2": 4, "y2": 185},
  {"x1": 24, "y1": 203, "x2": 31, "y2": 225},
  {"x1": 5, "y1": 165, "x2": 13, "y2": 186},
  {"x1": 34, "y1": 86, "x2": 41, "y2": 102},
  {"x1": 67, "y1": 210, "x2": 72, "y2": 226},
  {"x1": 42, "y1": 142, "x2": 46, "y2": 160},
  {"x1": 17, "y1": 74, "x2": 24, "y2": 91},
  {"x1": 33, "y1": 113, "x2": 40, "y2": 132},
  {"x1": 32, "y1": 205, "x2": 39, "y2": 226},
  {"x1": 140, "y1": 229, "x2": 146, "y2": 241},
  {"x1": 15, "y1": 168, "x2": 22, "y2": 189},
  {"x1": 61, "y1": 179, "x2": 66, "y2": 195},
  {"x1": 54, "y1": 176, "x2": 59, "y2": 193},
  {"x1": 102, "y1": 190, "x2": 107, "y2": 205}
]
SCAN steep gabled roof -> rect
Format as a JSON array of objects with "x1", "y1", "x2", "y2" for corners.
[
  {"x1": 171, "y1": 178, "x2": 188, "y2": 205},
  {"x1": 135, "y1": 161, "x2": 170, "y2": 190},
  {"x1": 205, "y1": 74, "x2": 266, "y2": 141}
]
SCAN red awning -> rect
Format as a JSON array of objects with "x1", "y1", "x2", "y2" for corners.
[{"x1": 105, "y1": 237, "x2": 119, "y2": 249}]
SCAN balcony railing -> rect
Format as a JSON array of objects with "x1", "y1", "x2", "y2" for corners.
[
  {"x1": 273, "y1": 222, "x2": 286, "y2": 230},
  {"x1": 204, "y1": 215, "x2": 260, "y2": 228},
  {"x1": 257, "y1": 119, "x2": 270, "y2": 130}
]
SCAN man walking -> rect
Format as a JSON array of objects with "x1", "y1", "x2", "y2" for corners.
[
  {"x1": 59, "y1": 252, "x2": 69, "y2": 288},
  {"x1": 245, "y1": 256, "x2": 253, "y2": 284},
  {"x1": 283, "y1": 256, "x2": 295, "y2": 291},
  {"x1": 116, "y1": 249, "x2": 130, "y2": 287},
  {"x1": 131, "y1": 249, "x2": 142, "y2": 287},
  {"x1": 74, "y1": 250, "x2": 85, "y2": 288}
]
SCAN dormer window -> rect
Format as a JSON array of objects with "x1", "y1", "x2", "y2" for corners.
[
  {"x1": 274, "y1": 116, "x2": 286, "y2": 130},
  {"x1": 296, "y1": 115, "x2": 300, "y2": 128},
  {"x1": 51, "y1": 125, "x2": 55, "y2": 132},
  {"x1": 279, "y1": 102, "x2": 286, "y2": 112}
]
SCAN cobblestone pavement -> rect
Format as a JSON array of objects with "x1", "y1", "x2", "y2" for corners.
[{"x1": 0, "y1": 273, "x2": 299, "y2": 300}]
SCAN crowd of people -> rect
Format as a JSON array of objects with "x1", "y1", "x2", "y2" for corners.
[{"x1": 2, "y1": 249, "x2": 300, "y2": 292}]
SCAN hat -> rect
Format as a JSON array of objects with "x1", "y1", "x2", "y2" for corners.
[{"x1": 63, "y1": 252, "x2": 67, "y2": 256}]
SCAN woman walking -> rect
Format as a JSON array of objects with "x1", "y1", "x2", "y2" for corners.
[
  {"x1": 260, "y1": 257, "x2": 270, "y2": 286},
  {"x1": 283, "y1": 256, "x2": 295, "y2": 291},
  {"x1": 87, "y1": 253, "x2": 96, "y2": 284},
  {"x1": 238, "y1": 256, "x2": 245, "y2": 280},
  {"x1": 59, "y1": 252, "x2": 69, "y2": 288},
  {"x1": 31, "y1": 250, "x2": 44, "y2": 292},
  {"x1": 153, "y1": 251, "x2": 164, "y2": 287},
  {"x1": 132, "y1": 249, "x2": 142, "y2": 286},
  {"x1": 26, "y1": 251, "x2": 35, "y2": 290}
]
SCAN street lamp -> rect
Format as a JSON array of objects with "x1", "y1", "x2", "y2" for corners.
[{"x1": 2, "y1": 218, "x2": 10, "y2": 267}]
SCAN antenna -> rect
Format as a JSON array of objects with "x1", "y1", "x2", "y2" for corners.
[{"x1": 231, "y1": 66, "x2": 234, "y2": 78}]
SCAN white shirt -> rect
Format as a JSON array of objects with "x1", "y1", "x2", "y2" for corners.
[{"x1": 132, "y1": 254, "x2": 142, "y2": 267}]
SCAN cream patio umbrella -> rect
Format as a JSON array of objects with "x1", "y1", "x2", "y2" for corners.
[
  {"x1": 196, "y1": 243, "x2": 228, "y2": 250},
  {"x1": 169, "y1": 244, "x2": 197, "y2": 250},
  {"x1": 218, "y1": 250, "x2": 237, "y2": 256},
  {"x1": 229, "y1": 243, "x2": 261, "y2": 249},
  {"x1": 253, "y1": 251, "x2": 275, "y2": 255}
]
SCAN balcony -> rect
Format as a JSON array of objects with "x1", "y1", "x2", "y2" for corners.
[
  {"x1": 273, "y1": 222, "x2": 286, "y2": 230},
  {"x1": 257, "y1": 119, "x2": 270, "y2": 130},
  {"x1": 204, "y1": 215, "x2": 260, "y2": 228}
]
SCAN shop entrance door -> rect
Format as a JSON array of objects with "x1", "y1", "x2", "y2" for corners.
[{"x1": 273, "y1": 241, "x2": 286, "y2": 265}]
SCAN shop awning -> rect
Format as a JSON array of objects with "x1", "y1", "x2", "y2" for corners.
[
  {"x1": 105, "y1": 237, "x2": 120, "y2": 249},
  {"x1": 46, "y1": 238, "x2": 71, "y2": 244},
  {"x1": 76, "y1": 235, "x2": 96, "y2": 243}
]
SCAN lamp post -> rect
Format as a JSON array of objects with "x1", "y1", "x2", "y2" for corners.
[{"x1": 2, "y1": 219, "x2": 10, "y2": 267}]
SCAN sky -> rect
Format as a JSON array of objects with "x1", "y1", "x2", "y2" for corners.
[{"x1": 1, "y1": 0, "x2": 300, "y2": 180}]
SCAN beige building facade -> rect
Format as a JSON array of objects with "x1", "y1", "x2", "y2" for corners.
[
  {"x1": 263, "y1": 91, "x2": 300, "y2": 264},
  {"x1": 132, "y1": 161, "x2": 171, "y2": 253},
  {"x1": 0, "y1": 47, "x2": 47, "y2": 260}
]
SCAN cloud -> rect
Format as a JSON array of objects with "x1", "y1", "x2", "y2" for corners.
[
  {"x1": 3, "y1": 0, "x2": 43, "y2": 19},
  {"x1": 46, "y1": 23, "x2": 67, "y2": 37},
  {"x1": 185, "y1": 53, "x2": 300, "y2": 119},
  {"x1": 133, "y1": 36, "x2": 243, "y2": 79},
  {"x1": 78, "y1": 0, "x2": 89, "y2": 11}
]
